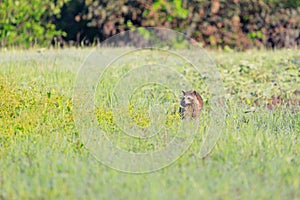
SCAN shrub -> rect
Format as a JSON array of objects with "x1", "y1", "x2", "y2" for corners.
[{"x1": 0, "y1": 0, "x2": 69, "y2": 48}]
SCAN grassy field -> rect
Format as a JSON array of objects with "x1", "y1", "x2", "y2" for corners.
[{"x1": 0, "y1": 48, "x2": 300, "y2": 199}]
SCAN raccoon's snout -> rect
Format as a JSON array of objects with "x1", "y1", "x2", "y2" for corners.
[{"x1": 181, "y1": 98, "x2": 193, "y2": 107}]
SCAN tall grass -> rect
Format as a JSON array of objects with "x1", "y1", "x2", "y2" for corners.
[{"x1": 0, "y1": 48, "x2": 299, "y2": 199}]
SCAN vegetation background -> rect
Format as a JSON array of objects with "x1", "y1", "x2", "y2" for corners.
[{"x1": 1, "y1": 0, "x2": 300, "y2": 49}]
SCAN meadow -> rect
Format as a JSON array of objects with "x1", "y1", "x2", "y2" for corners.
[{"x1": 0, "y1": 48, "x2": 300, "y2": 199}]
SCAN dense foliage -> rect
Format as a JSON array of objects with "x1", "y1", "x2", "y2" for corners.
[
  {"x1": 0, "y1": 0, "x2": 68, "y2": 47},
  {"x1": 1, "y1": 0, "x2": 300, "y2": 49}
]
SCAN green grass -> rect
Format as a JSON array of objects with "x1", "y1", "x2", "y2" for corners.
[{"x1": 0, "y1": 48, "x2": 300, "y2": 199}]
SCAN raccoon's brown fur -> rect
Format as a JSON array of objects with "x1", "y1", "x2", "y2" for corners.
[{"x1": 179, "y1": 90, "x2": 203, "y2": 120}]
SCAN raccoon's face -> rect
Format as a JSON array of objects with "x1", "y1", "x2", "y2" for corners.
[{"x1": 180, "y1": 91, "x2": 194, "y2": 107}]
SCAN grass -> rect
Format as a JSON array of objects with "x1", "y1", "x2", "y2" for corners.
[{"x1": 0, "y1": 48, "x2": 299, "y2": 199}]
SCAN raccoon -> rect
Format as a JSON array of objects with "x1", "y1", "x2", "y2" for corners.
[{"x1": 179, "y1": 90, "x2": 203, "y2": 120}]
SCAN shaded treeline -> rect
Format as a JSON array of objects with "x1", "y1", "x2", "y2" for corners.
[{"x1": 1, "y1": 0, "x2": 300, "y2": 50}]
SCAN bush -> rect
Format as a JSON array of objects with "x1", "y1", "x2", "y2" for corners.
[
  {"x1": 0, "y1": 0, "x2": 69, "y2": 48},
  {"x1": 64, "y1": 0, "x2": 299, "y2": 50},
  {"x1": 1, "y1": 0, "x2": 300, "y2": 49}
]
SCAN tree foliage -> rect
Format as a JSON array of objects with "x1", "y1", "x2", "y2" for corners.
[
  {"x1": 56, "y1": 0, "x2": 300, "y2": 50},
  {"x1": 1, "y1": 0, "x2": 300, "y2": 49},
  {"x1": 0, "y1": 0, "x2": 69, "y2": 47}
]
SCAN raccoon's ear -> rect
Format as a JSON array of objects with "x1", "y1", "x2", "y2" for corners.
[
  {"x1": 192, "y1": 90, "x2": 197, "y2": 95},
  {"x1": 182, "y1": 90, "x2": 186, "y2": 95}
]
